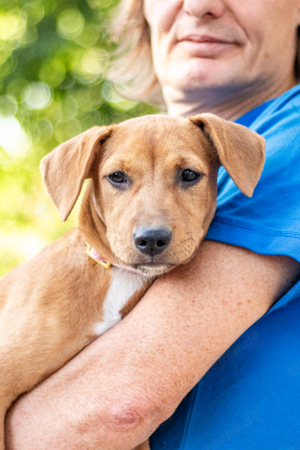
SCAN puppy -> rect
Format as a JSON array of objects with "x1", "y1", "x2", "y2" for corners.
[{"x1": 0, "y1": 113, "x2": 265, "y2": 450}]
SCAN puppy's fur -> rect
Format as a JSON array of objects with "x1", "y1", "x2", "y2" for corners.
[{"x1": 0, "y1": 114, "x2": 265, "y2": 450}]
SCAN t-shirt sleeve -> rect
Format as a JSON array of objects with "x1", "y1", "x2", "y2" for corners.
[{"x1": 205, "y1": 102, "x2": 300, "y2": 314}]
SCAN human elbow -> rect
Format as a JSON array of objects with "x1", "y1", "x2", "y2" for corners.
[{"x1": 103, "y1": 395, "x2": 167, "y2": 434}]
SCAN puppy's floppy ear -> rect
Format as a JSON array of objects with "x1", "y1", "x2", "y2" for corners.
[
  {"x1": 189, "y1": 113, "x2": 265, "y2": 197},
  {"x1": 40, "y1": 125, "x2": 114, "y2": 222}
]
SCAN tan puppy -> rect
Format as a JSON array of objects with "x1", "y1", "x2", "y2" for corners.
[{"x1": 0, "y1": 114, "x2": 265, "y2": 450}]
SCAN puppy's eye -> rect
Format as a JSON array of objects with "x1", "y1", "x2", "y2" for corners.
[
  {"x1": 181, "y1": 169, "x2": 201, "y2": 182},
  {"x1": 109, "y1": 172, "x2": 125, "y2": 183}
]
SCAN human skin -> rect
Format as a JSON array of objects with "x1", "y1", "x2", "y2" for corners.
[{"x1": 6, "y1": 1, "x2": 300, "y2": 449}]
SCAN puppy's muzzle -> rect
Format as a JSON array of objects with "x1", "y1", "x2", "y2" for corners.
[{"x1": 134, "y1": 227, "x2": 172, "y2": 256}]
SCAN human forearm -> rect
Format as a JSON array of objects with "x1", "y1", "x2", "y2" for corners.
[
  {"x1": 6, "y1": 334, "x2": 163, "y2": 450},
  {"x1": 6, "y1": 241, "x2": 300, "y2": 449}
]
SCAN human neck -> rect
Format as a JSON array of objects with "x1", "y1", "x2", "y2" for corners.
[{"x1": 164, "y1": 75, "x2": 297, "y2": 121}]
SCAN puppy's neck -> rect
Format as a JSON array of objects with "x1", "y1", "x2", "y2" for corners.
[{"x1": 78, "y1": 181, "x2": 117, "y2": 266}]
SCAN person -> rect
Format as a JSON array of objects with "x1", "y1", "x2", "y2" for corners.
[{"x1": 6, "y1": 1, "x2": 300, "y2": 448}]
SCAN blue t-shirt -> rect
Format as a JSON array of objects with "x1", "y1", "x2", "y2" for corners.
[{"x1": 150, "y1": 84, "x2": 300, "y2": 449}]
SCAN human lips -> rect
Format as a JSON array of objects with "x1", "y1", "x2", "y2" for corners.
[
  {"x1": 180, "y1": 34, "x2": 233, "y2": 43},
  {"x1": 177, "y1": 34, "x2": 236, "y2": 56}
]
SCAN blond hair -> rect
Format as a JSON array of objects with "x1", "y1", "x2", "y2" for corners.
[{"x1": 106, "y1": 0, "x2": 300, "y2": 106}]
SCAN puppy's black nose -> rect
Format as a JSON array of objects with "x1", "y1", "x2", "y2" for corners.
[{"x1": 134, "y1": 228, "x2": 172, "y2": 256}]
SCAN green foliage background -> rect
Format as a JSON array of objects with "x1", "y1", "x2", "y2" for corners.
[{"x1": 0, "y1": 0, "x2": 159, "y2": 277}]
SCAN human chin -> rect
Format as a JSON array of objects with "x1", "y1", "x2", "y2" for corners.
[
  {"x1": 163, "y1": 41, "x2": 244, "y2": 87},
  {"x1": 166, "y1": 58, "x2": 235, "y2": 91}
]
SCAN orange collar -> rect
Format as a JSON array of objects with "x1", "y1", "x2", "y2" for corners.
[{"x1": 85, "y1": 244, "x2": 111, "y2": 270}]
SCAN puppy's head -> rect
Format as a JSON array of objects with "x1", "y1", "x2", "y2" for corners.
[{"x1": 41, "y1": 114, "x2": 265, "y2": 277}]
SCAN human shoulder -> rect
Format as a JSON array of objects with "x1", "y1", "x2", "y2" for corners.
[{"x1": 249, "y1": 84, "x2": 300, "y2": 143}]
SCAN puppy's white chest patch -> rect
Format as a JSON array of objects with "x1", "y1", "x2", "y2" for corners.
[{"x1": 95, "y1": 268, "x2": 146, "y2": 336}]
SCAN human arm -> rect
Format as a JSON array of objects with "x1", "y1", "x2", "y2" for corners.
[{"x1": 6, "y1": 240, "x2": 300, "y2": 450}]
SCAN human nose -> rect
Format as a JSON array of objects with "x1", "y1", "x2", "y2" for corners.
[{"x1": 183, "y1": 0, "x2": 226, "y2": 18}]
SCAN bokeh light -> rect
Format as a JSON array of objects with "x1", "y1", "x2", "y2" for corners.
[
  {"x1": 0, "y1": 116, "x2": 31, "y2": 158},
  {"x1": 57, "y1": 9, "x2": 85, "y2": 40},
  {"x1": 22, "y1": 82, "x2": 52, "y2": 110}
]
